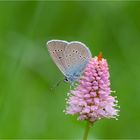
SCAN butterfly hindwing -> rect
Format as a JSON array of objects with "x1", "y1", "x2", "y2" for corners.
[{"x1": 64, "y1": 41, "x2": 92, "y2": 75}]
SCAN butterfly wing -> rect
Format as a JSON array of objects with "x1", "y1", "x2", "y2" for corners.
[
  {"x1": 47, "y1": 40, "x2": 68, "y2": 75},
  {"x1": 64, "y1": 41, "x2": 92, "y2": 77}
]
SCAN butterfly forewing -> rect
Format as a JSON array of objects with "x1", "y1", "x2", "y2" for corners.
[{"x1": 47, "y1": 40, "x2": 68, "y2": 75}]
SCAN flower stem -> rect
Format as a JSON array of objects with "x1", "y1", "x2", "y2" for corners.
[{"x1": 83, "y1": 121, "x2": 93, "y2": 140}]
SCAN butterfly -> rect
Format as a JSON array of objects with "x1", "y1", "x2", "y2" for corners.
[{"x1": 46, "y1": 40, "x2": 92, "y2": 84}]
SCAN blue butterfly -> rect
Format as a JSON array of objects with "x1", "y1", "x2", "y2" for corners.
[{"x1": 47, "y1": 40, "x2": 92, "y2": 84}]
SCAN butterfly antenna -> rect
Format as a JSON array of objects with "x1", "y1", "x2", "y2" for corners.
[{"x1": 51, "y1": 79, "x2": 64, "y2": 91}]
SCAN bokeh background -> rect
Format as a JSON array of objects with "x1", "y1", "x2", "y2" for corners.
[{"x1": 0, "y1": 1, "x2": 140, "y2": 139}]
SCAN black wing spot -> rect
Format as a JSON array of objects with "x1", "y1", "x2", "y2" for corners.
[
  {"x1": 59, "y1": 56, "x2": 62, "y2": 59},
  {"x1": 76, "y1": 51, "x2": 78, "y2": 53},
  {"x1": 69, "y1": 54, "x2": 71, "y2": 57},
  {"x1": 53, "y1": 52, "x2": 55, "y2": 53},
  {"x1": 55, "y1": 50, "x2": 57, "y2": 51},
  {"x1": 61, "y1": 50, "x2": 62, "y2": 51}
]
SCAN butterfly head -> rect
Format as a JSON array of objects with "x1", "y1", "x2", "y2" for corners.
[
  {"x1": 64, "y1": 77, "x2": 69, "y2": 83},
  {"x1": 64, "y1": 72, "x2": 81, "y2": 84},
  {"x1": 64, "y1": 76, "x2": 75, "y2": 87}
]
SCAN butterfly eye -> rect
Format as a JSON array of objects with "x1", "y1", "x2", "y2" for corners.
[{"x1": 64, "y1": 78, "x2": 69, "y2": 82}]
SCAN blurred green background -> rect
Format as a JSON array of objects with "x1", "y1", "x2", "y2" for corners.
[{"x1": 0, "y1": 1, "x2": 140, "y2": 139}]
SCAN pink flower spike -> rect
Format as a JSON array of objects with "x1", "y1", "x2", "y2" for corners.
[{"x1": 65, "y1": 55, "x2": 119, "y2": 122}]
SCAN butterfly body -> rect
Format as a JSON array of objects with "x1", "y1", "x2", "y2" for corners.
[{"x1": 47, "y1": 40, "x2": 92, "y2": 84}]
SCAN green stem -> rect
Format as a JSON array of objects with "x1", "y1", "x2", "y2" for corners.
[{"x1": 83, "y1": 121, "x2": 93, "y2": 140}]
